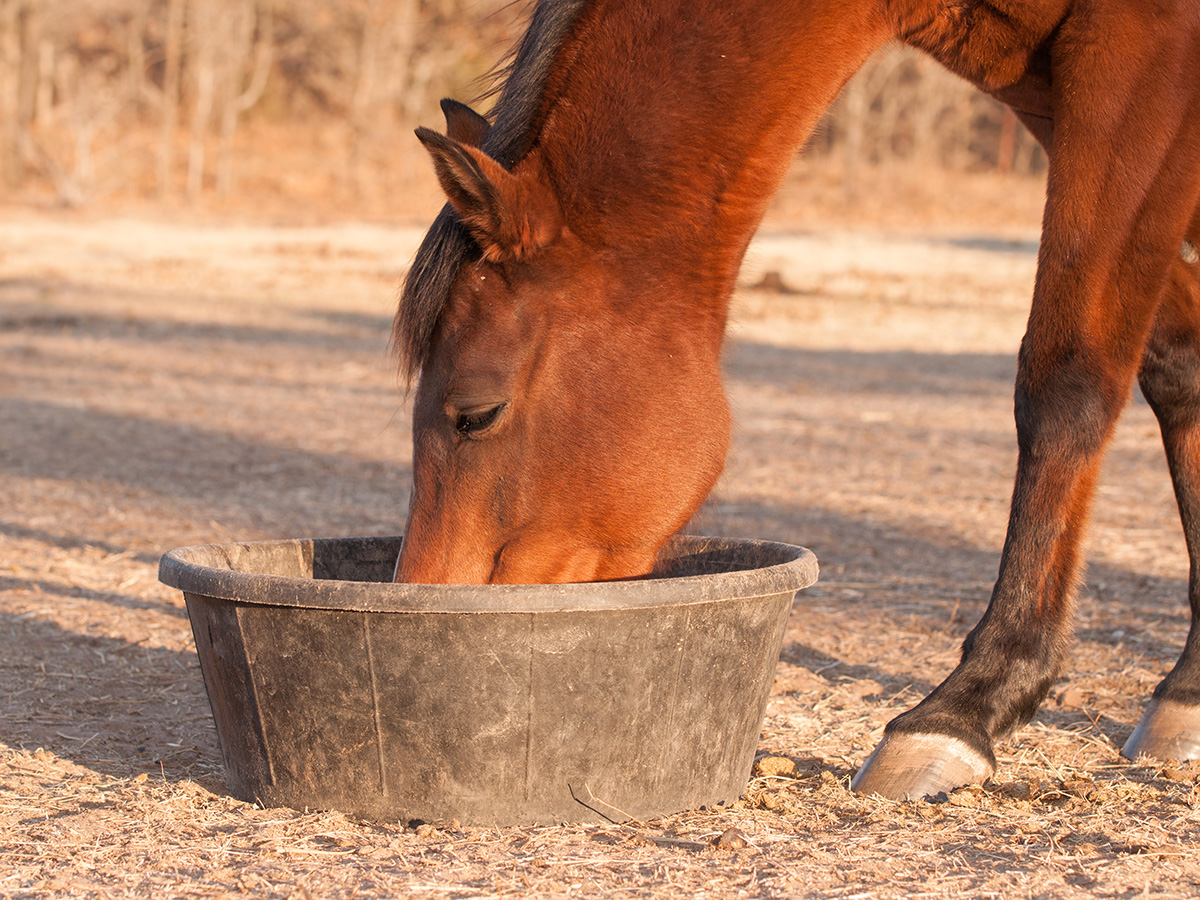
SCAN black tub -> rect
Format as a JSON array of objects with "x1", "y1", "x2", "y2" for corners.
[{"x1": 159, "y1": 534, "x2": 818, "y2": 825}]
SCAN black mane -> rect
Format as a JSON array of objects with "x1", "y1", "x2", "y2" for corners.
[{"x1": 392, "y1": 0, "x2": 589, "y2": 381}]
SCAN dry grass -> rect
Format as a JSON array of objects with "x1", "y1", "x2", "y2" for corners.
[{"x1": 4, "y1": 171, "x2": 1200, "y2": 898}]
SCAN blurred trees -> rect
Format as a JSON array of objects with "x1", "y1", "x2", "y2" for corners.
[
  {"x1": 815, "y1": 46, "x2": 1046, "y2": 200},
  {"x1": 0, "y1": 2, "x2": 1044, "y2": 211},
  {"x1": 0, "y1": 0, "x2": 522, "y2": 207}
]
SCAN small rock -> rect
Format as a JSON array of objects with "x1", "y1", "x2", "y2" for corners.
[
  {"x1": 1062, "y1": 777, "x2": 1096, "y2": 799},
  {"x1": 754, "y1": 755, "x2": 797, "y2": 778},
  {"x1": 1161, "y1": 762, "x2": 1192, "y2": 782},
  {"x1": 948, "y1": 788, "x2": 983, "y2": 809},
  {"x1": 996, "y1": 780, "x2": 1031, "y2": 801},
  {"x1": 759, "y1": 792, "x2": 781, "y2": 810},
  {"x1": 751, "y1": 271, "x2": 797, "y2": 294},
  {"x1": 712, "y1": 827, "x2": 749, "y2": 850},
  {"x1": 1057, "y1": 686, "x2": 1087, "y2": 708}
]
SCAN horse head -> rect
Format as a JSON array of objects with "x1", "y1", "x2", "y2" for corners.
[{"x1": 393, "y1": 103, "x2": 731, "y2": 584}]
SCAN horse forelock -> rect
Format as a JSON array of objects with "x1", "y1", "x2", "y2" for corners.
[
  {"x1": 393, "y1": 0, "x2": 591, "y2": 383},
  {"x1": 392, "y1": 208, "x2": 473, "y2": 383}
]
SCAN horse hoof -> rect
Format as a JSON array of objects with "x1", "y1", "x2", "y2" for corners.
[
  {"x1": 1122, "y1": 698, "x2": 1200, "y2": 761},
  {"x1": 850, "y1": 732, "x2": 994, "y2": 800}
]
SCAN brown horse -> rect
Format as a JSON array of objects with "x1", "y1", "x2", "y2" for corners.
[{"x1": 392, "y1": 0, "x2": 1200, "y2": 800}]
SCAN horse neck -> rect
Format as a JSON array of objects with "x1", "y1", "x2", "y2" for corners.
[{"x1": 532, "y1": 0, "x2": 891, "y2": 326}]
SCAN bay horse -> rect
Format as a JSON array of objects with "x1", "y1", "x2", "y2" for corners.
[{"x1": 392, "y1": 0, "x2": 1200, "y2": 800}]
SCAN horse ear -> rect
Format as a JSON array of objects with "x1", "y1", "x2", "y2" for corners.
[
  {"x1": 440, "y1": 98, "x2": 490, "y2": 148},
  {"x1": 415, "y1": 127, "x2": 562, "y2": 262}
]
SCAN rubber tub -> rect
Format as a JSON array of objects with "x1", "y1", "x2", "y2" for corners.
[{"x1": 159, "y1": 534, "x2": 818, "y2": 825}]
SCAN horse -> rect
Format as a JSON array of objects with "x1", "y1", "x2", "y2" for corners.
[{"x1": 391, "y1": 0, "x2": 1200, "y2": 800}]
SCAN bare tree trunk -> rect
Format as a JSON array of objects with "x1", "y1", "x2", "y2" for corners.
[
  {"x1": 996, "y1": 106, "x2": 1018, "y2": 175},
  {"x1": 857, "y1": 49, "x2": 906, "y2": 168},
  {"x1": 0, "y1": 0, "x2": 22, "y2": 186},
  {"x1": 34, "y1": 37, "x2": 51, "y2": 125},
  {"x1": 157, "y1": 0, "x2": 184, "y2": 198},
  {"x1": 838, "y1": 73, "x2": 867, "y2": 202},
  {"x1": 188, "y1": 63, "x2": 213, "y2": 198},
  {"x1": 126, "y1": 2, "x2": 146, "y2": 110},
  {"x1": 401, "y1": 54, "x2": 435, "y2": 123},
  {"x1": 16, "y1": 1, "x2": 36, "y2": 130},
  {"x1": 186, "y1": 0, "x2": 217, "y2": 199},
  {"x1": 217, "y1": 0, "x2": 272, "y2": 196},
  {"x1": 905, "y1": 54, "x2": 945, "y2": 168},
  {"x1": 347, "y1": 0, "x2": 384, "y2": 197},
  {"x1": 380, "y1": 0, "x2": 418, "y2": 122},
  {"x1": 24, "y1": 47, "x2": 125, "y2": 207}
]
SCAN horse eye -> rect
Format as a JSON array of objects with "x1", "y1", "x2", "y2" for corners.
[{"x1": 455, "y1": 402, "x2": 507, "y2": 437}]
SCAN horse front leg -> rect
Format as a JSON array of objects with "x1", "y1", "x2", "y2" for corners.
[
  {"x1": 852, "y1": 246, "x2": 1200, "y2": 798},
  {"x1": 851, "y1": 24, "x2": 1200, "y2": 797},
  {"x1": 850, "y1": 324, "x2": 1131, "y2": 798},
  {"x1": 1123, "y1": 219, "x2": 1200, "y2": 761}
]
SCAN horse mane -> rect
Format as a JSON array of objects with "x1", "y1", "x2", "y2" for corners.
[{"x1": 392, "y1": 0, "x2": 590, "y2": 382}]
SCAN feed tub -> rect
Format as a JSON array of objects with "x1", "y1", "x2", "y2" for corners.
[{"x1": 159, "y1": 535, "x2": 818, "y2": 825}]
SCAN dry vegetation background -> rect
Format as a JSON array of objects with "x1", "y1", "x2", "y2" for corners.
[
  {"x1": 0, "y1": 0, "x2": 1046, "y2": 216},
  {"x1": 9, "y1": 2, "x2": 1200, "y2": 899}
]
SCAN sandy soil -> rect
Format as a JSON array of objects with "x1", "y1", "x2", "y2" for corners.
[{"x1": 4, "y1": 181, "x2": 1200, "y2": 898}]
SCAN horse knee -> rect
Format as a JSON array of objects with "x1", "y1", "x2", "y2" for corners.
[
  {"x1": 1013, "y1": 357, "x2": 1122, "y2": 460},
  {"x1": 1141, "y1": 341, "x2": 1200, "y2": 425},
  {"x1": 1139, "y1": 284, "x2": 1200, "y2": 428}
]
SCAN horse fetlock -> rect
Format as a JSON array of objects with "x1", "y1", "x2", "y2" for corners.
[
  {"x1": 954, "y1": 630, "x2": 1068, "y2": 738},
  {"x1": 851, "y1": 732, "x2": 995, "y2": 800}
]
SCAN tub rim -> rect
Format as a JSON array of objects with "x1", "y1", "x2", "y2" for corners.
[{"x1": 158, "y1": 534, "x2": 819, "y2": 614}]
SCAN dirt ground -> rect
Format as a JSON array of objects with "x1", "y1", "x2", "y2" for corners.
[{"x1": 4, "y1": 171, "x2": 1200, "y2": 899}]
